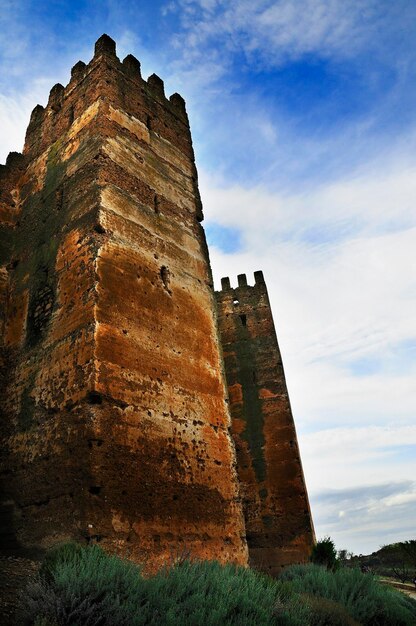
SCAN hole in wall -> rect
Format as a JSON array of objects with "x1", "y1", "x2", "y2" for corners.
[
  {"x1": 239, "y1": 314, "x2": 247, "y2": 326},
  {"x1": 88, "y1": 439, "x2": 103, "y2": 448},
  {"x1": 7, "y1": 258, "x2": 19, "y2": 270},
  {"x1": 55, "y1": 186, "x2": 64, "y2": 211},
  {"x1": 160, "y1": 265, "x2": 171, "y2": 293},
  {"x1": 28, "y1": 283, "x2": 55, "y2": 342},
  {"x1": 87, "y1": 391, "x2": 103, "y2": 405},
  {"x1": 89, "y1": 486, "x2": 102, "y2": 495}
]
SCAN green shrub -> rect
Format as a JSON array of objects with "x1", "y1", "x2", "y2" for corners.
[
  {"x1": 146, "y1": 559, "x2": 293, "y2": 625},
  {"x1": 20, "y1": 544, "x2": 144, "y2": 625},
  {"x1": 21, "y1": 543, "x2": 305, "y2": 625},
  {"x1": 302, "y1": 595, "x2": 360, "y2": 625},
  {"x1": 310, "y1": 537, "x2": 339, "y2": 571},
  {"x1": 23, "y1": 543, "x2": 416, "y2": 626},
  {"x1": 39, "y1": 541, "x2": 83, "y2": 583},
  {"x1": 280, "y1": 563, "x2": 416, "y2": 625}
]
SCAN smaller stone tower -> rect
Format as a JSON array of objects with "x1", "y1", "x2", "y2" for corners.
[{"x1": 216, "y1": 272, "x2": 315, "y2": 576}]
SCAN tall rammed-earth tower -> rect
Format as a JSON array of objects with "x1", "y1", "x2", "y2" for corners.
[
  {"x1": 0, "y1": 35, "x2": 248, "y2": 568},
  {"x1": 216, "y1": 273, "x2": 315, "y2": 576}
]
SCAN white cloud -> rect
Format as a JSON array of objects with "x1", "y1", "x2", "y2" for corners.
[
  {"x1": 312, "y1": 481, "x2": 416, "y2": 553},
  {"x1": 167, "y1": 0, "x2": 416, "y2": 72},
  {"x1": 0, "y1": 80, "x2": 54, "y2": 161},
  {"x1": 303, "y1": 425, "x2": 416, "y2": 489},
  {"x1": 202, "y1": 145, "x2": 416, "y2": 548},
  {"x1": 203, "y1": 159, "x2": 416, "y2": 367}
]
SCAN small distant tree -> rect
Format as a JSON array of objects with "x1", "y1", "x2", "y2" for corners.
[
  {"x1": 401, "y1": 540, "x2": 416, "y2": 567},
  {"x1": 390, "y1": 540, "x2": 416, "y2": 583},
  {"x1": 392, "y1": 562, "x2": 412, "y2": 584},
  {"x1": 311, "y1": 537, "x2": 339, "y2": 571},
  {"x1": 337, "y1": 548, "x2": 354, "y2": 566}
]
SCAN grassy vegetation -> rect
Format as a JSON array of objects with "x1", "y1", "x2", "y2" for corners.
[
  {"x1": 20, "y1": 542, "x2": 416, "y2": 626},
  {"x1": 280, "y1": 563, "x2": 416, "y2": 625}
]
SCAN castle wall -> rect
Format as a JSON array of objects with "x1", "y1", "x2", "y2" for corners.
[
  {"x1": 216, "y1": 272, "x2": 314, "y2": 575},
  {"x1": 0, "y1": 35, "x2": 247, "y2": 572}
]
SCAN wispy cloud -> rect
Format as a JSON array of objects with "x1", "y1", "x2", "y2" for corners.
[
  {"x1": 162, "y1": 0, "x2": 416, "y2": 193},
  {"x1": 304, "y1": 426, "x2": 416, "y2": 472},
  {"x1": 166, "y1": 0, "x2": 416, "y2": 71},
  {"x1": 312, "y1": 481, "x2": 416, "y2": 553},
  {"x1": 203, "y1": 147, "x2": 416, "y2": 551},
  {"x1": 0, "y1": 2, "x2": 93, "y2": 161},
  {"x1": 0, "y1": 78, "x2": 55, "y2": 158}
]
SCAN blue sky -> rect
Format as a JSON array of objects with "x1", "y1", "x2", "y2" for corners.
[{"x1": 1, "y1": 0, "x2": 415, "y2": 555}]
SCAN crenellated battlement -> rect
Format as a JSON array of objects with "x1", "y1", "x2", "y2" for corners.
[
  {"x1": 219, "y1": 270, "x2": 265, "y2": 292},
  {"x1": 0, "y1": 151, "x2": 26, "y2": 230},
  {"x1": 0, "y1": 151, "x2": 26, "y2": 183},
  {"x1": 94, "y1": 33, "x2": 117, "y2": 57},
  {"x1": 122, "y1": 54, "x2": 141, "y2": 78},
  {"x1": 20, "y1": 34, "x2": 189, "y2": 163},
  {"x1": 47, "y1": 83, "x2": 65, "y2": 112},
  {"x1": 70, "y1": 60, "x2": 87, "y2": 81}
]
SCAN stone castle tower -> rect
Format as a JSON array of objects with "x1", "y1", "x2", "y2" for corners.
[
  {"x1": 216, "y1": 273, "x2": 314, "y2": 576},
  {"x1": 0, "y1": 35, "x2": 313, "y2": 587}
]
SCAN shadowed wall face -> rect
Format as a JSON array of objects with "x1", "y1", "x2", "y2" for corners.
[
  {"x1": 216, "y1": 272, "x2": 315, "y2": 576},
  {"x1": 0, "y1": 35, "x2": 247, "y2": 573}
]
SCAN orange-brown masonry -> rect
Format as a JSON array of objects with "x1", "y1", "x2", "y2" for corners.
[
  {"x1": 216, "y1": 273, "x2": 315, "y2": 575},
  {"x1": 0, "y1": 35, "x2": 314, "y2": 585},
  {"x1": 0, "y1": 34, "x2": 247, "y2": 570}
]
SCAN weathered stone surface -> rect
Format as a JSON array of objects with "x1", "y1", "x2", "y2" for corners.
[
  {"x1": 0, "y1": 32, "x2": 315, "y2": 621},
  {"x1": 0, "y1": 35, "x2": 247, "y2": 590},
  {"x1": 216, "y1": 272, "x2": 315, "y2": 576}
]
